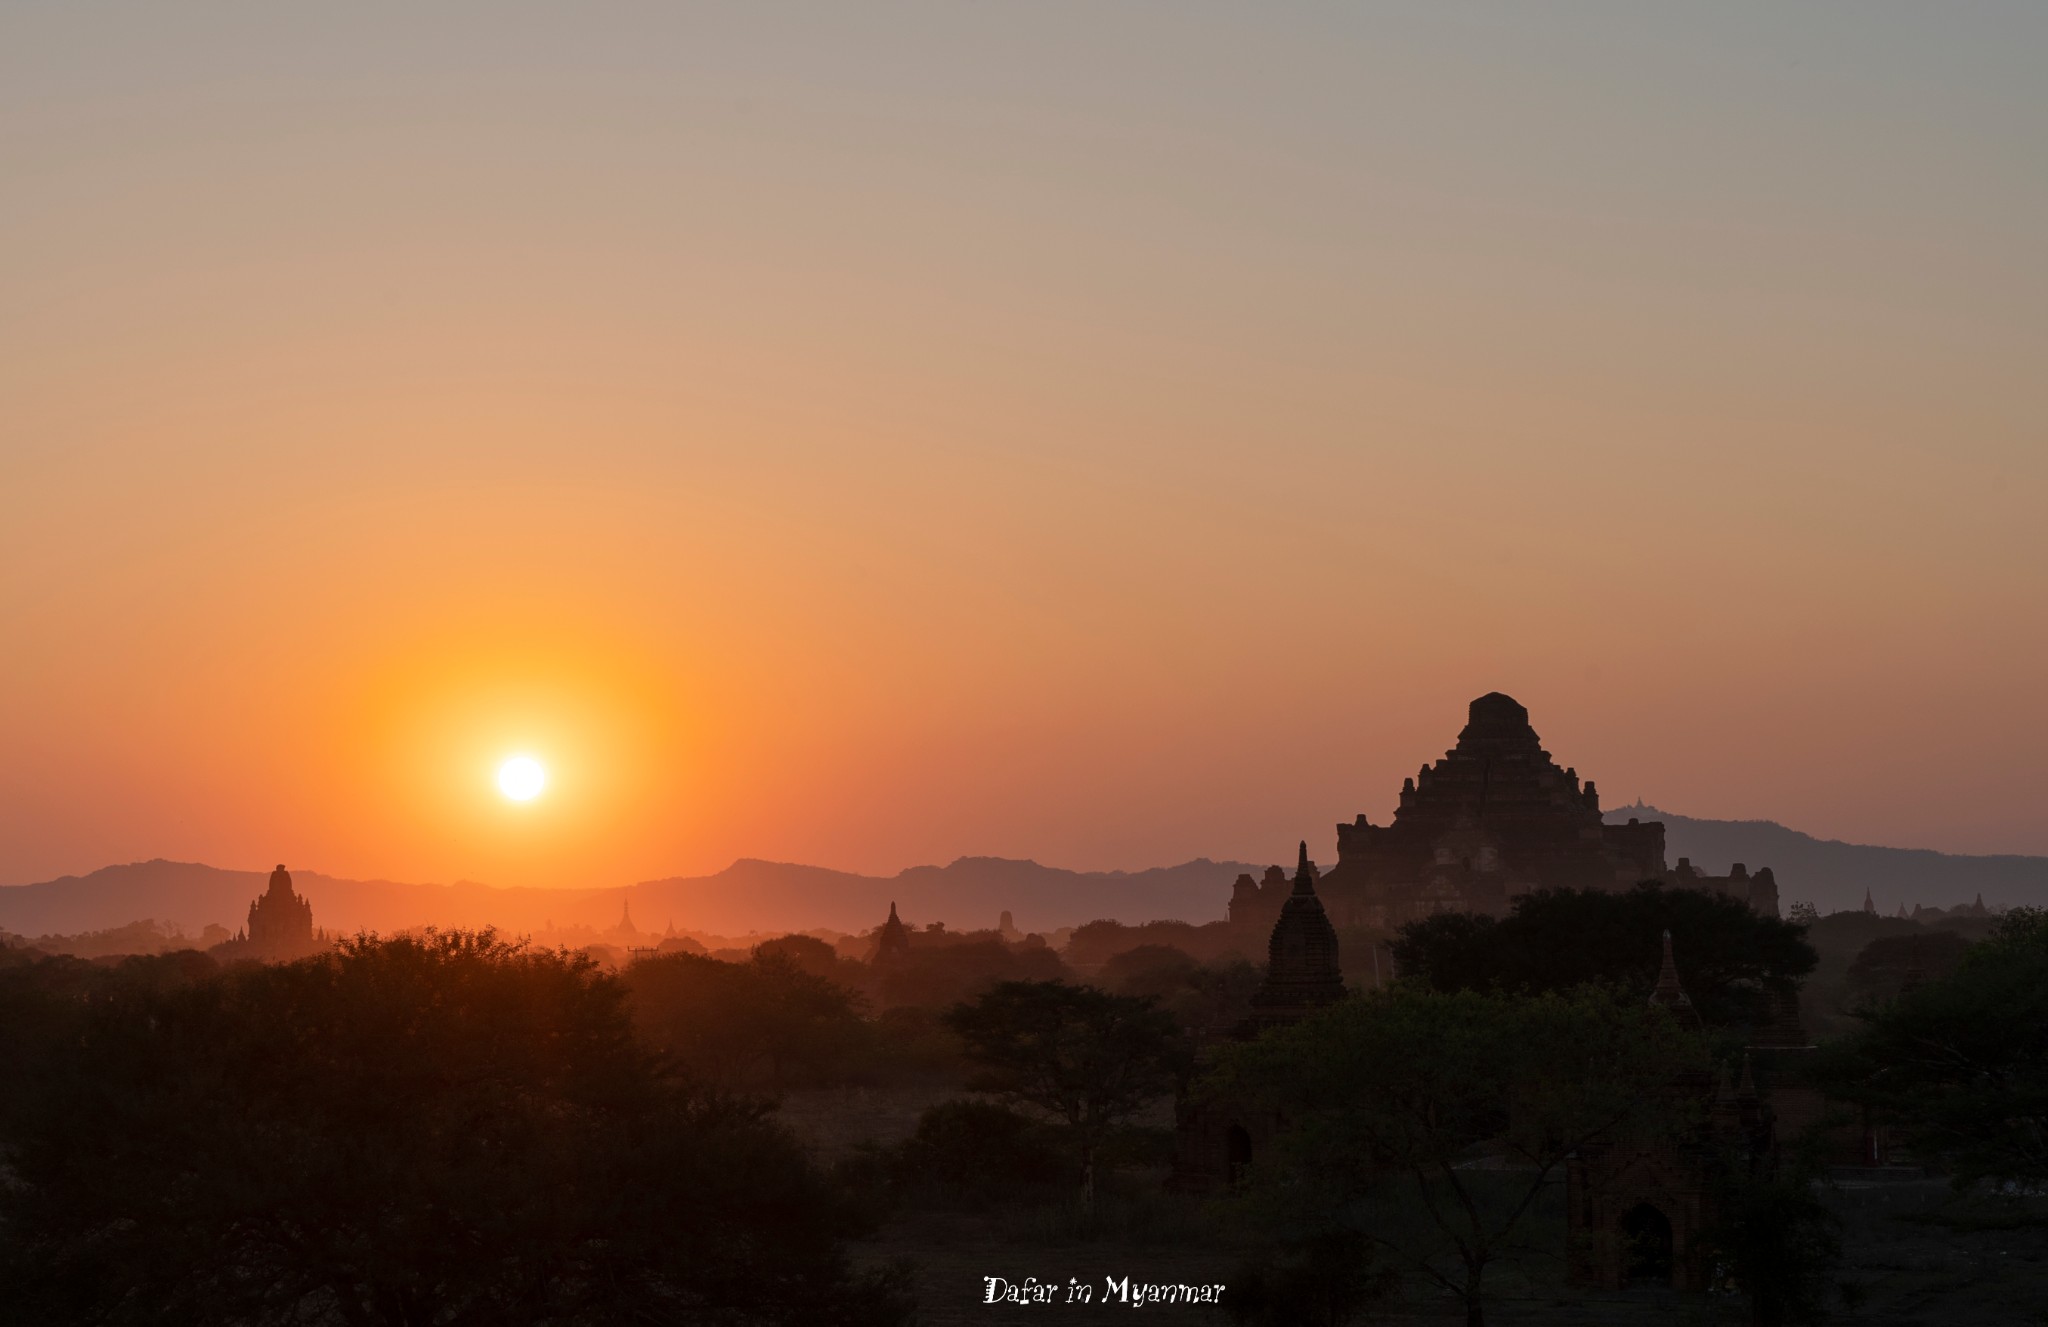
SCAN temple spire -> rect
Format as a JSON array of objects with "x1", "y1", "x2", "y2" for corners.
[
  {"x1": 1652, "y1": 930, "x2": 1683, "y2": 1000},
  {"x1": 872, "y1": 900, "x2": 911, "y2": 965},
  {"x1": 1293, "y1": 841, "x2": 1316, "y2": 895},
  {"x1": 1649, "y1": 929, "x2": 1702, "y2": 1030},
  {"x1": 1249, "y1": 842, "x2": 1344, "y2": 1029}
]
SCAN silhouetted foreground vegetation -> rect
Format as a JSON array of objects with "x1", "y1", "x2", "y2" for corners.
[
  {"x1": 0, "y1": 933, "x2": 911, "y2": 1326},
  {"x1": 10, "y1": 900, "x2": 2048, "y2": 1324},
  {"x1": 1826, "y1": 907, "x2": 2048, "y2": 1192},
  {"x1": 624, "y1": 946, "x2": 873, "y2": 1087},
  {"x1": 945, "y1": 981, "x2": 1190, "y2": 1207},
  {"x1": 1213, "y1": 985, "x2": 1706, "y2": 1327},
  {"x1": 1393, "y1": 883, "x2": 1817, "y2": 1028}
]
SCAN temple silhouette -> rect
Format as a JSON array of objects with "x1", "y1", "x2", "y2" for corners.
[
  {"x1": 1230, "y1": 692, "x2": 1779, "y2": 932},
  {"x1": 213, "y1": 864, "x2": 326, "y2": 961},
  {"x1": 870, "y1": 901, "x2": 912, "y2": 964},
  {"x1": 1182, "y1": 878, "x2": 1854, "y2": 1288},
  {"x1": 246, "y1": 864, "x2": 314, "y2": 947},
  {"x1": 1243, "y1": 842, "x2": 1345, "y2": 1032},
  {"x1": 1177, "y1": 840, "x2": 1346, "y2": 1190}
]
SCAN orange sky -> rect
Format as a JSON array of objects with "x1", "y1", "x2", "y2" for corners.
[{"x1": 4, "y1": 6, "x2": 2045, "y2": 889}]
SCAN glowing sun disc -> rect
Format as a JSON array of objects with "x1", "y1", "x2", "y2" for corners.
[{"x1": 496, "y1": 755, "x2": 547, "y2": 802}]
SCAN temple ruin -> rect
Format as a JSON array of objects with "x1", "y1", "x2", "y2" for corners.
[{"x1": 1230, "y1": 692, "x2": 1780, "y2": 933}]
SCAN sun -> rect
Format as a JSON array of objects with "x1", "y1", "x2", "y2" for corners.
[{"x1": 496, "y1": 754, "x2": 547, "y2": 802}]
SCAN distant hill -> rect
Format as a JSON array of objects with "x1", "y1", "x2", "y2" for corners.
[
  {"x1": 630, "y1": 855, "x2": 1259, "y2": 935},
  {"x1": 10, "y1": 811, "x2": 2042, "y2": 943},
  {"x1": 1605, "y1": 803, "x2": 2048, "y2": 916},
  {"x1": 0, "y1": 861, "x2": 606, "y2": 941},
  {"x1": 0, "y1": 855, "x2": 1264, "y2": 941}
]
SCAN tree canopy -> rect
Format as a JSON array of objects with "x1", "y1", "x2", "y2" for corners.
[
  {"x1": 1842, "y1": 929, "x2": 1973, "y2": 1010},
  {"x1": 0, "y1": 931, "x2": 908, "y2": 1326},
  {"x1": 1391, "y1": 883, "x2": 1816, "y2": 1028},
  {"x1": 873, "y1": 938, "x2": 1069, "y2": 1011},
  {"x1": 1212, "y1": 984, "x2": 1706, "y2": 1327},
  {"x1": 1824, "y1": 907, "x2": 2048, "y2": 1190},
  {"x1": 943, "y1": 980, "x2": 1188, "y2": 1204},
  {"x1": 1098, "y1": 945, "x2": 1262, "y2": 1035},
  {"x1": 624, "y1": 946, "x2": 868, "y2": 1087}
]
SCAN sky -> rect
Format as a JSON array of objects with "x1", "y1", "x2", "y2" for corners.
[{"x1": 3, "y1": 3, "x2": 2045, "y2": 891}]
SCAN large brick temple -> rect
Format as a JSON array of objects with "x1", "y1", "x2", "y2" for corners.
[{"x1": 1231, "y1": 692, "x2": 1779, "y2": 933}]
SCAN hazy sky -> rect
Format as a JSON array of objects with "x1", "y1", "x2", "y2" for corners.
[{"x1": 4, "y1": 3, "x2": 2045, "y2": 892}]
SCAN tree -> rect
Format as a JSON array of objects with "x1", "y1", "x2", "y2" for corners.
[
  {"x1": 1824, "y1": 907, "x2": 2048, "y2": 1190},
  {"x1": 874, "y1": 938, "x2": 1069, "y2": 1011},
  {"x1": 1063, "y1": 919, "x2": 1249, "y2": 968},
  {"x1": 1841, "y1": 930, "x2": 1972, "y2": 1010},
  {"x1": 753, "y1": 932, "x2": 849, "y2": 981},
  {"x1": 1099, "y1": 943, "x2": 1202, "y2": 1002},
  {"x1": 0, "y1": 931, "x2": 909, "y2": 1326},
  {"x1": 624, "y1": 947, "x2": 867, "y2": 1087},
  {"x1": 1213, "y1": 985, "x2": 1705, "y2": 1327},
  {"x1": 884, "y1": 1099, "x2": 1067, "y2": 1207},
  {"x1": 1099, "y1": 947, "x2": 1263, "y2": 1035},
  {"x1": 1393, "y1": 883, "x2": 1816, "y2": 1029},
  {"x1": 942, "y1": 980, "x2": 1188, "y2": 1206},
  {"x1": 1697, "y1": 1140, "x2": 1843, "y2": 1327}
]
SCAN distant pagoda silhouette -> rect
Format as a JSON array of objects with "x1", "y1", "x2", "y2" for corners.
[
  {"x1": 870, "y1": 901, "x2": 911, "y2": 964},
  {"x1": 1245, "y1": 842, "x2": 1345, "y2": 1030},
  {"x1": 220, "y1": 864, "x2": 324, "y2": 960},
  {"x1": 247, "y1": 864, "x2": 314, "y2": 948}
]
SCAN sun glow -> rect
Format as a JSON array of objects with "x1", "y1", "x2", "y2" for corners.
[{"x1": 496, "y1": 755, "x2": 547, "y2": 802}]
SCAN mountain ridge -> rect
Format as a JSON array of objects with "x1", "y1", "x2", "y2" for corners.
[
  {"x1": 5, "y1": 813, "x2": 2044, "y2": 940},
  {"x1": 1606, "y1": 803, "x2": 2048, "y2": 915},
  {"x1": 0, "y1": 855, "x2": 1266, "y2": 939}
]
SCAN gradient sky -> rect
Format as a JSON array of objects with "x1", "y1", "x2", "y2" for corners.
[{"x1": 4, "y1": 3, "x2": 2045, "y2": 892}]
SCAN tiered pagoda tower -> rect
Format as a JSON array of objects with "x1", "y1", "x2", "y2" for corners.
[
  {"x1": 1245, "y1": 842, "x2": 1345, "y2": 1030},
  {"x1": 246, "y1": 864, "x2": 315, "y2": 949},
  {"x1": 1232, "y1": 693, "x2": 1781, "y2": 932}
]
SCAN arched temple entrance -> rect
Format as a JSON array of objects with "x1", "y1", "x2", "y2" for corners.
[
  {"x1": 1225, "y1": 1125, "x2": 1253, "y2": 1186},
  {"x1": 1620, "y1": 1202, "x2": 1674, "y2": 1286}
]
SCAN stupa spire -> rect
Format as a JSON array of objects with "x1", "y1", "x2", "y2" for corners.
[
  {"x1": 872, "y1": 900, "x2": 911, "y2": 965},
  {"x1": 1649, "y1": 930, "x2": 1702, "y2": 1030},
  {"x1": 1248, "y1": 842, "x2": 1343, "y2": 1029}
]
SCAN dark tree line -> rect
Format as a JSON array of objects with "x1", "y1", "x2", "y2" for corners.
[
  {"x1": 1825, "y1": 906, "x2": 2048, "y2": 1191},
  {"x1": 1392, "y1": 882, "x2": 1817, "y2": 1029},
  {"x1": 1206, "y1": 888, "x2": 1845, "y2": 1327},
  {"x1": 0, "y1": 933, "x2": 909, "y2": 1326},
  {"x1": 1213, "y1": 984, "x2": 1705, "y2": 1327}
]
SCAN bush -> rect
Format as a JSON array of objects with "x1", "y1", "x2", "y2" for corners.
[
  {"x1": 1223, "y1": 1231, "x2": 1398, "y2": 1327},
  {"x1": 857, "y1": 1004, "x2": 969, "y2": 1082}
]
